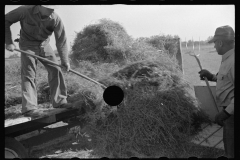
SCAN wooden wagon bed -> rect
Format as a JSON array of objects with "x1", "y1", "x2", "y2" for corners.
[{"x1": 5, "y1": 108, "x2": 81, "y2": 137}]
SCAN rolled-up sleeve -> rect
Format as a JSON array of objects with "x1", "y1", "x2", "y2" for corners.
[
  {"x1": 54, "y1": 15, "x2": 68, "y2": 64},
  {"x1": 225, "y1": 65, "x2": 234, "y2": 114},
  {"x1": 5, "y1": 6, "x2": 25, "y2": 44}
]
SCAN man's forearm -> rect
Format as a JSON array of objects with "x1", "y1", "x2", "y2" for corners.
[
  {"x1": 5, "y1": 21, "x2": 13, "y2": 45},
  {"x1": 57, "y1": 44, "x2": 69, "y2": 65},
  {"x1": 54, "y1": 19, "x2": 69, "y2": 65}
]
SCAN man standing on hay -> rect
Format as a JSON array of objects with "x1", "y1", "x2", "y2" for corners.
[
  {"x1": 199, "y1": 25, "x2": 234, "y2": 158},
  {"x1": 5, "y1": 5, "x2": 73, "y2": 118}
]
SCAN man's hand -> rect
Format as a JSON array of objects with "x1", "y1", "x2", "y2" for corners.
[
  {"x1": 5, "y1": 44, "x2": 16, "y2": 52},
  {"x1": 198, "y1": 69, "x2": 213, "y2": 81},
  {"x1": 215, "y1": 110, "x2": 231, "y2": 126},
  {"x1": 61, "y1": 62, "x2": 70, "y2": 72},
  {"x1": 14, "y1": 38, "x2": 20, "y2": 43}
]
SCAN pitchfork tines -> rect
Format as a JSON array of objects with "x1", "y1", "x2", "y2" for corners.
[{"x1": 186, "y1": 50, "x2": 203, "y2": 70}]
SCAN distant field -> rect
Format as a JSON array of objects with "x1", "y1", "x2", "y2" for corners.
[{"x1": 181, "y1": 45, "x2": 221, "y2": 86}]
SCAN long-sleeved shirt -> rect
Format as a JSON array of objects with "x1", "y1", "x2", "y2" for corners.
[
  {"x1": 216, "y1": 48, "x2": 234, "y2": 114},
  {"x1": 5, "y1": 5, "x2": 68, "y2": 64}
]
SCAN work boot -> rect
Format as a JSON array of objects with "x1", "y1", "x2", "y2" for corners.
[
  {"x1": 23, "y1": 109, "x2": 48, "y2": 119},
  {"x1": 54, "y1": 103, "x2": 73, "y2": 109}
]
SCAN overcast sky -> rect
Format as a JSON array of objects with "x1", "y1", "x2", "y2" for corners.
[{"x1": 5, "y1": 5, "x2": 235, "y2": 51}]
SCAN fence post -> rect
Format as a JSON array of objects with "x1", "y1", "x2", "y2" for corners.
[{"x1": 177, "y1": 38, "x2": 184, "y2": 74}]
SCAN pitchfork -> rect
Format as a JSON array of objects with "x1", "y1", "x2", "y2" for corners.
[
  {"x1": 14, "y1": 48, "x2": 107, "y2": 90},
  {"x1": 186, "y1": 47, "x2": 222, "y2": 148},
  {"x1": 186, "y1": 50, "x2": 219, "y2": 113}
]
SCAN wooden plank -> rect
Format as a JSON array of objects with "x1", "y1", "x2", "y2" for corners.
[
  {"x1": 20, "y1": 121, "x2": 81, "y2": 149},
  {"x1": 5, "y1": 108, "x2": 80, "y2": 137},
  {"x1": 5, "y1": 108, "x2": 69, "y2": 127},
  {"x1": 5, "y1": 117, "x2": 32, "y2": 127},
  {"x1": 191, "y1": 124, "x2": 224, "y2": 150}
]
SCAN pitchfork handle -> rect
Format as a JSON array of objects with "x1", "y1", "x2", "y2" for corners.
[
  {"x1": 14, "y1": 48, "x2": 107, "y2": 89},
  {"x1": 192, "y1": 54, "x2": 219, "y2": 113}
]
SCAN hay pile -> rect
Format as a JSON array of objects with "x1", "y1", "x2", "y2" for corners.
[
  {"x1": 81, "y1": 56, "x2": 211, "y2": 158},
  {"x1": 67, "y1": 19, "x2": 210, "y2": 158},
  {"x1": 140, "y1": 35, "x2": 179, "y2": 58},
  {"x1": 70, "y1": 18, "x2": 183, "y2": 69},
  {"x1": 70, "y1": 18, "x2": 133, "y2": 64}
]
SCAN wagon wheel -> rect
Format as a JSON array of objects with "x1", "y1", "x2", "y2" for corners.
[{"x1": 5, "y1": 137, "x2": 28, "y2": 158}]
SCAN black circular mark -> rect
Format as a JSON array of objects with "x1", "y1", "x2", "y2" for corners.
[{"x1": 103, "y1": 85, "x2": 124, "y2": 106}]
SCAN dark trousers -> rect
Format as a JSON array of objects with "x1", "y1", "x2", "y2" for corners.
[{"x1": 223, "y1": 114, "x2": 234, "y2": 158}]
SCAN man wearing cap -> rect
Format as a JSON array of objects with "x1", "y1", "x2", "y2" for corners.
[
  {"x1": 5, "y1": 5, "x2": 73, "y2": 118},
  {"x1": 198, "y1": 25, "x2": 234, "y2": 158}
]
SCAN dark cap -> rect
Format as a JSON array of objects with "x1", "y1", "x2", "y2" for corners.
[{"x1": 208, "y1": 25, "x2": 235, "y2": 43}]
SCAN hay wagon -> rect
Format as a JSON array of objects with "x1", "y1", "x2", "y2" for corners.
[
  {"x1": 5, "y1": 108, "x2": 85, "y2": 158},
  {"x1": 4, "y1": 38, "x2": 220, "y2": 158}
]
